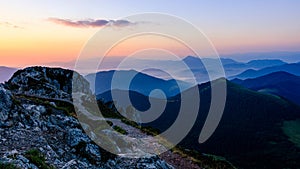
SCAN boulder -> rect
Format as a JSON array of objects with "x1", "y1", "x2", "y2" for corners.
[
  {"x1": 0, "y1": 84, "x2": 13, "y2": 127},
  {"x1": 67, "y1": 128, "x2": 91, "y2": 147}
]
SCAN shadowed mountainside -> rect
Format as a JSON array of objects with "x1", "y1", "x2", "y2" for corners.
[
  {"x1": 232, "y1": 71, "x2": 300, "y2": 105},
  {"x1": 85, "y1": 70, "x2": 192, "y2": 98},
  {"x1": 231, "y1": 62, "x2": 300, "y2": 79},
  {"x1": 98, "y1": 78, "x2": 300, "y2": 169}
]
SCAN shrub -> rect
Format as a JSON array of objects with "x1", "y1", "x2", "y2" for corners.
[
  {"x1": 0, "y1": 162, "x2": 19, "y2": 169},
  {"x1": 25, "y1": 149, "x2": 54, "y2": 169},
  {"x1": 113, "y1": 126, "x2": 128, "y2": 135}
]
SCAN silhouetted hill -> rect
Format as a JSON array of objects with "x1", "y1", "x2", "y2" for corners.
[
  {"x1": 175, "y1": 80, "x2": 300, "y2": 169},
  {"x1": 218, "y1": 59, "x2": 286, "y2": 72},
  {"x1": 182, "y1": 56, "x2": 287, "y2": 79},
  {"x1": 232, "y1": 63, "x2": 300, "y2": 79},
  {"x1": 245, "y1": 59, "x2": 285, "y2": 69},
  {"x1": 232, "y1": 71, "x2": 300, "y2": 105},
  {"x1": 85, "y1": 70, "x2": 192, "y2": 98},
  {"x1": 222, "y1": 51, "x2": 300, "y2": 63},
  {"x1": 183, "y1": 56, "x2": 241, "y2": 69},
  {"x1": 0, "y1": 66, "x2": 17, "y2": 83}
]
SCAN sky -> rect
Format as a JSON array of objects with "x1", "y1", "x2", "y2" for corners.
[{"x1": 1, "y1": 0, "x2": 300, "y2": 67}]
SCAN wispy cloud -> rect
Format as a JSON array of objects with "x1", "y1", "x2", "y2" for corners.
[
  {"x1": 0, "y1": 21, "x2": 23, "y2": 29},
  {"x1": 47, "y1": 18, "x2": 136, "y2": 28}
]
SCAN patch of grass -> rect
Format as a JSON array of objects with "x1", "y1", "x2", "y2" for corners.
[
  {"x1": 97, "y1": 100, "x2": 123, "y2": 119},
  {"x1": 170, "y1": 147, "x2": 236, "y2": 169},
  {"x1": 15, "y1": 94, "x2": 76, "y2": 117},
  {"x1": 54, "y1": 104, "x2": 76, "y2": 117},
  {"x1": 140, "y1": 126, "x2": 160, "y2": 136},
  {"x1": 106, "y1": 121, "x2": 113, "y2": 126},
  {"x1": 121, "y1": 118, "x2": 160, "y2": 136},
  {"x1": 282, "y1": 119, "x2": 300, "y2": 148},
  {"x1": 113, "y1": 125, "x2": 128, "y2": 135},
  {"x1": 25, "y1": 149, "x2": 55, "y2": 169},
  {"x1": 11, "y1": 95, "x2": 21, "y2": 105},
  {"x1": 121, "y1": 118, "x2": 139, "y2": 128},
  {"x1": 0, "y1": 162, "x2": 19, "y2": 169}
]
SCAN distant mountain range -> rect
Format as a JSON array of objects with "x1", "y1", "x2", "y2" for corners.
[
  {"x1": 183, "y1": 56, "x2": 287, "y2": 80},
  {"x1": 232, "y1": 71, "x2": 300, "y2": 105},
  {"x1": 0, "y1": 66, "x2": 17, "y2": 83},
  {"x1": 183, "y1": 56, "x2": 286, "y2": 69},
  {"x1": 245, "y1": 59, "x2": 286, "y2": 68},
  {"x1": 85, "y1": 70, "x2": 192, "y2": 98},
  {"x1": 85, "y1": 57, "x2": 289, "y2": 90},
  {"x1": 183, "y1": 56, "x2": 286, "y2": 77},
  {"x1": 42, "y1": 51, "x2": 300, "y2": 73},
  {"x1": 231, "y1": 62, "x2": 300, "y2": 79},
  {"x1": 222, "y1": 51, "x2": 300, "y2": 63}
]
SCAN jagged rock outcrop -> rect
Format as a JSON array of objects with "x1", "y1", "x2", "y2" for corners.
[
  {"x1": 6, "y1": 66, "x2": 91, "y2": 100},
  {"x1": 0, "y1": 84, "x2": 14, "y2": 127},
  {"x1": 0, "y1": 67, "x2": 173, "y2": 169}
]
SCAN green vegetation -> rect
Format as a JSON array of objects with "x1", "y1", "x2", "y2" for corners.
[
  {"x1": 97, "y1": 101, "x2": 123, "y2": 119},
  {"x1": 14, "y1": 94, "x2": 76, "y2": 117},
  {"x1": 25, "y1": 149, "x2": 54, "y2": 169},
  {"x1": 53, "y1": 104, "x2": 76, "y2": 117},
  {"x1": 11, "y1": 95, "x2": 21, "y2": 105},
  {"x1": 112, "y1": 125, "x2": 128, "y2": 135},
  {"x1": 121, "y1": 118, "x2": 139, "y2": 128},
  {"x1": 0, "y1": 162, "x2": 19, "y2": 169},
  {"x1": 106, "y1": 120, "x2": 113, "y2": 126},
  {"x1": 170, "y1": 147, "x2": 236, "y2": 169},
  {"x1": 140, "y1": 126, "x2": 160, "y2": 136},
  {"x1": 282, "y1": 119, "x2": 300, "y2": 148},
  {"x1": 121, "y1": 118, "x2": 160, "y2": 136}
]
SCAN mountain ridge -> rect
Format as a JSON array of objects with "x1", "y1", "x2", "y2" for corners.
[
  {"x1": 232, "y1": 71, "x2": 300, "y2": 105},
  {"x1": 0, "y1": 66, "x2": 17, "y2": 83},
  {"x1": 231, "y1": 62, "x2": 300, "y2": 79},
  {"x1": 101, "y1": 77, "x2": 300, "y2": 169},
  {"x1": 85, "y1": 69, "x2": 192, "y2": 98}
]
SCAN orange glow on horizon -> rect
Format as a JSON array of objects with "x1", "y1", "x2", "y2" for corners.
[
  {"x1": 105, "y1": 34, "x2": 195, "y2": 58},
  {"x1": 0, "y1": 22, "x2": 98, "y2": 67},
  {"x1": 1, "y1": 20, "x2": 300, "y2": 68}
]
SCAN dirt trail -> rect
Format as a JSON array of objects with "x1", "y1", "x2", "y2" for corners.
[{"x1": 73, "y1": 93, "x2": 201, "y2": 169}]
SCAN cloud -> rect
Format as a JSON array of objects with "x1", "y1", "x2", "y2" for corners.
[
  {"x1": 48, "y1": 18, "x2": 136, "y2": 28},
  {"x1": 0, "y1": 21, "x2": 23, "y2": 29}
]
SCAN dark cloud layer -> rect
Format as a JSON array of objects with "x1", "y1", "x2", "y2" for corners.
[{"x1": 48, "y1": 18, "x2": 135, "y2": 28}]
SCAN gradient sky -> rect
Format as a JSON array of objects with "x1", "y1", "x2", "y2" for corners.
[{"x1": 1, "y1": 0, "x2": 300, "y2": 67}]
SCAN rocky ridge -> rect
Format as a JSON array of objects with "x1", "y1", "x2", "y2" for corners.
[{"x1": 0, "y1": 67, "x2": 173, "y2": 169}]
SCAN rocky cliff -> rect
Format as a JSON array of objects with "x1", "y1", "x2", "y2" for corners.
[{"x1": 0, "y1": 67, "x2": 173, "y2": 169}]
